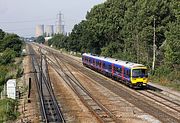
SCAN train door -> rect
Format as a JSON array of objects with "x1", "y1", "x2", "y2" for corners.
[{"x1": 112, "y1": 64, "x2": 114, "y2": 76}]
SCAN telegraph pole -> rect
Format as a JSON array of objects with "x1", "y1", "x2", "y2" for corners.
[{"x1": 152, "y1": 17, "x2": 156, "y2": 71}]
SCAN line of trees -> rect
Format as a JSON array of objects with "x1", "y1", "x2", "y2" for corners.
[
  {"x1": 0, "y1": 29, "x2": 23, "y2": 87},
  {"x1": 48, "y1": 0, "x2": 179, "y2": 84}
]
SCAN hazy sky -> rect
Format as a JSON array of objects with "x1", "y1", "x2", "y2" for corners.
[{"x1": 0, "y1": 0, "x2": 106, "y2": 37}]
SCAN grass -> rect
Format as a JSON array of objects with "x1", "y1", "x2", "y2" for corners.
[
  {"x1": 150, "y1": 70, "x2": 180, "y2": 91},
  {"x1": 0, "y1": 99, "x2": 19, "y2": 122}
]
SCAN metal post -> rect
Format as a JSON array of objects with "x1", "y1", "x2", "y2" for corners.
[{"x1": 152, "y1": 17, "x2": 156, "y2": 71}]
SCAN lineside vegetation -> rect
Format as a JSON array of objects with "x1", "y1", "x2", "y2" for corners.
[
  {"x1": 0, "y1": 29, "x2": 23, "y2": 122},
  {"x1": 48, "y1": 0, "x2": 180, "y2": 90}
]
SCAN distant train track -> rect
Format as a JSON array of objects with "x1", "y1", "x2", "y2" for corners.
[{"x1": 28, "y1": 44, "x2": 65, "y2": 123}]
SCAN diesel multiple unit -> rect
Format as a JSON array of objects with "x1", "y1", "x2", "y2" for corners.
[{"x1": 82, "y1": 53, "x2": 148, "y2": 87}]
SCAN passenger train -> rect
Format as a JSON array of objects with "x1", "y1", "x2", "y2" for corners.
[{"x1": 82, "y1": 53, "x2": 148, "y2": 88}]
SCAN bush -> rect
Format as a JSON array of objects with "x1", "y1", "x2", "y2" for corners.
[
  {"x1": 0, "y1": 99, "x2": 19, "y2": 122},
  {"x1": 154, "y1": 65, "x2": 172, "y2": 77},
  {"x1": 0, "y1": 48, "x2": 16, "y2": 65},
  {"x1": 0, "y1": 66, "x2": 8, "y2": 86},
  {"x1": 16, "y1": 67, "x2": 23, "y2": 78}
]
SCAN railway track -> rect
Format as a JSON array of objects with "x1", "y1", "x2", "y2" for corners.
[
  {"x1": 137, "y1": 89, "x2": 180, "y2": 114},
  {"x1": 44, "y1": 48, "x2": 180, "y2": 123},
  {"x1": 33, "y1": 44, "x2": 180, "y2": 123},
  {"x1": 28, "y1": 44, "x2": 65, "y2": 123},
  {"x1": 46, "y1": 52, "x2": 120, "y2": 123}
]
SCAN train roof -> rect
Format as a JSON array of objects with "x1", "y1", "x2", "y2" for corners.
[{"x1": 82, "y1": 53, "x2": 146, "y2": 69}]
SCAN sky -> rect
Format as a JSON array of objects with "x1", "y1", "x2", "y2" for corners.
[{"x1": 0, "y1": 0, "x2": 106, "y2": 37}]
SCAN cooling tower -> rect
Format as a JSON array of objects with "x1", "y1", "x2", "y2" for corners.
[
  {"x1": 56, "y1": 24, "x2": 65, "y2": 34},
  {"x1": 56, "y1": 24, "x2": 61, "y2": 34},
  {"x1": 35, "y1": 25, "x2": 44, "y2": 37},
  {"x1": 61, "y1": 25, "x2": 65, "y2": 34},
  {"x1": 45, "y1": 25, "x2": 54, "y2": 37}
]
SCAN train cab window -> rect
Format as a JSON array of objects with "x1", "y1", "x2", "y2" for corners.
[{"x1": 132, "y1": 69, "x2": 148, "y2": 78}]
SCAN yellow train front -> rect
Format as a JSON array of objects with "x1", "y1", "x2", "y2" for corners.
[{"x1": 130, "y1": 66, "x2": 148, "y2": 87}]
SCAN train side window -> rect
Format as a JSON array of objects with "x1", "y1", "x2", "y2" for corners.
[
  {"x1": 127, "y1": 70, "x2": 130, "y2": 77},
  {"x1": 103, "y1": 63, "x2": 105, "y2": 68},
  {"x1": 109, "y1": 65, "x2": 112, "y2": 70},
  {"x1": 99, "y1": 61, "x2": 101, "y2": 67},
  {"x1": 115, "y1": 66, "x2": 118, "y2": 72},
  {"x1": 124, "y1": 70, "x2": 126, "y2": 76},
  {"x1": 96, "y1": 61, "x2": 98, "y2": 66},
  {"x1": 117, "y1": 67, "x2": 121, "y2": 73},
  {"x1": 125, "y1": 70, "x2": 130, "y2": 77},
  {"x1": 126, "y1": 70, "x2": 128, "y2": 76}
]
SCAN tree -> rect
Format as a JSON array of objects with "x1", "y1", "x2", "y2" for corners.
[
  {"x1": 0, "y1": 66, "x2": 8, "y2": 86},
  {"x1": 36, "y1": 36, "x2": 45, "y2": 44},
  {"x1": 0, "y1": 48, "x2": 16, "y2": 65},
  {"x1": 0, "y1": 34, "x2": 22, "y2": 56},
  {"x1": 164, "y1": 1, "x2": 180, "y2": 68},
  {"x1": 0, "y1": 29, "x2": 5, "y2": 40},
  {"x1": 51, "y1": 0, "x2": 178, "y2": 70}
]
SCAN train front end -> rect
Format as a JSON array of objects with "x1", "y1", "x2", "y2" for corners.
[{"x1": 131, "y1": 67, "x2": 148, "y2": 87}]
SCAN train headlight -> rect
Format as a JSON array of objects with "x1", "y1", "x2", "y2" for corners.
[{"x1": 143, "y1": 83, "x2": 147, "y2": 86}]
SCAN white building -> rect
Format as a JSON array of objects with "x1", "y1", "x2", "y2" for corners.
[{"x1": 6, "y1": 79, "x2": 16, "y2": 99}]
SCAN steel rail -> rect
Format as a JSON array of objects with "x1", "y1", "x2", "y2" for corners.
[
  {"x1": 28, "y1": 44, "x2": 65, "y2": 123},
  {"x1": 28, "y1": 44, "x2": 48, "y2": 122},
  {"x1": 46, "y1": 52, "x2": 120, "y2": 123}
]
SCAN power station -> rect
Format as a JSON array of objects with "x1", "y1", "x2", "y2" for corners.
[{"x1": 35, "y1": 12, "x2": 65, "y2": 37}]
